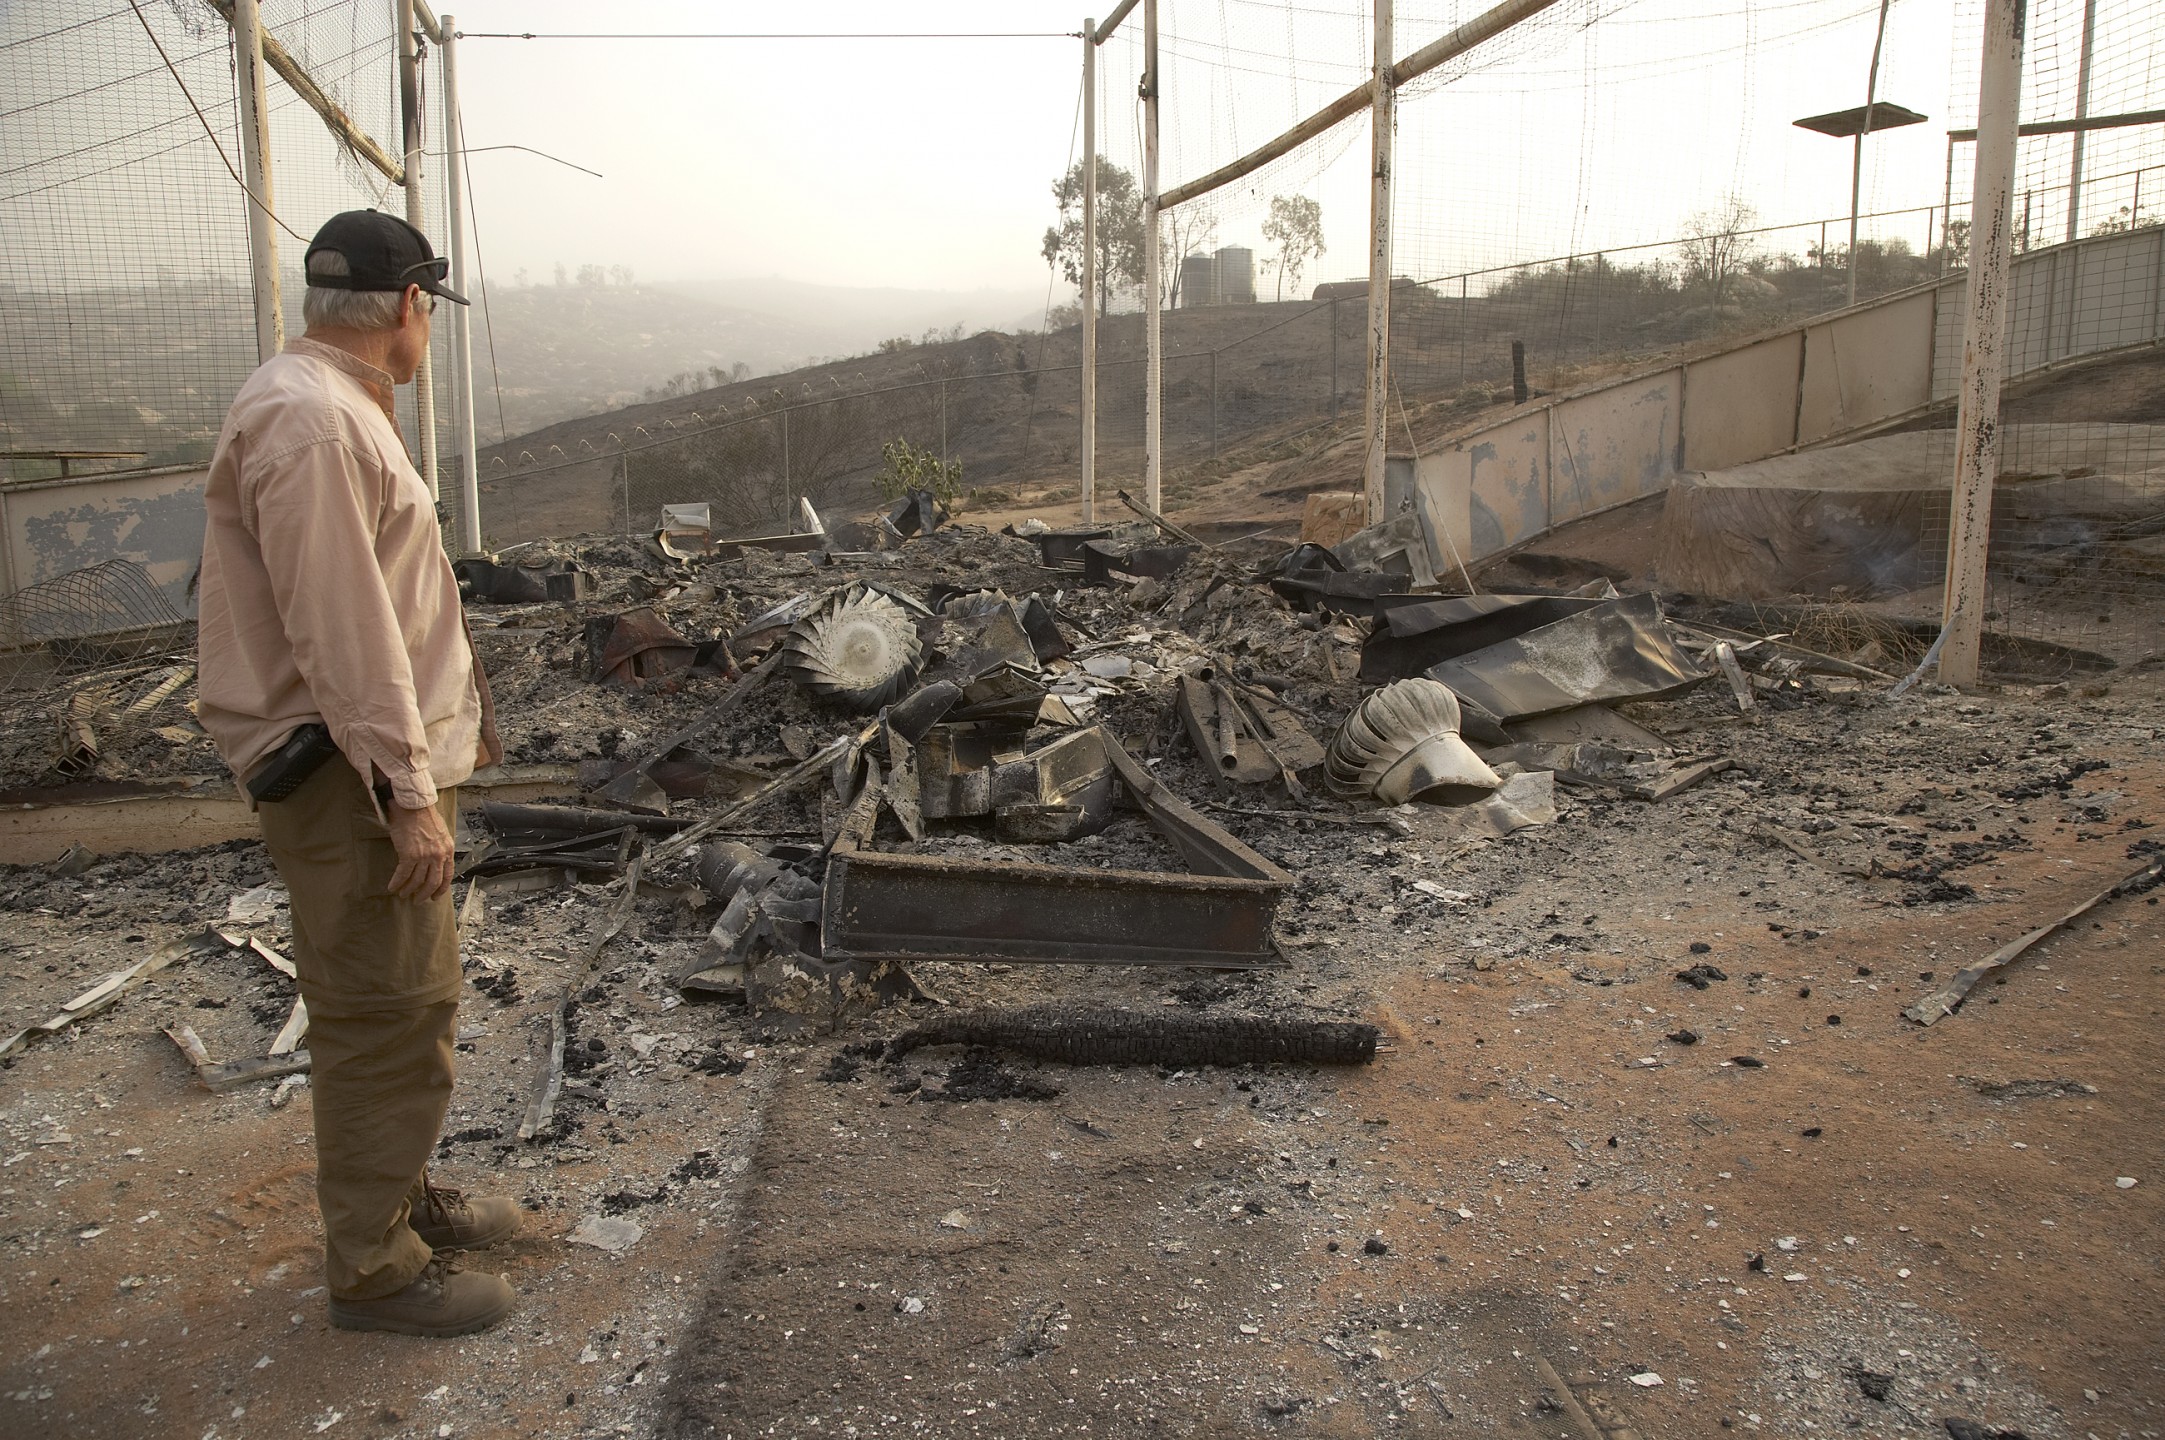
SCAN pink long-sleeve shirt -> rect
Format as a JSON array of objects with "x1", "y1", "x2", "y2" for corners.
[{"x1": 196, "y1": 337, "x2": 498, "y2": 810}]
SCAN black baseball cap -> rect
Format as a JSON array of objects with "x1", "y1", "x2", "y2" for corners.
[{"x1": 304, "y1": 209, "x2": 469, "y2": 306}]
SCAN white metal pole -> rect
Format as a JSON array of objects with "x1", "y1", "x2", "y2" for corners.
[
  {"x1": 1081, "y1": 19, "x2": 1098, "y2": 524},
  {"x1": 1849, "y1": 0, "x2": 1893, "y2": 307},
  {"x1": 440, "y1": 15, "x2": 481, "y2": 554},
  {"x1": 1938, "y1": 0, "x2": 2026, "y2": 688},
  {"x1": 233, "y1": 0, "x2": 282, "y2": 363},
  {"x1": 2064, "y1": 0, "x2": 2097, "y2": 242},
  {"x1": 397, "y1": 0, "x2": 439, "y2": 499},
  {"x1": 1364, "y1": 0, "x2": 1395, "y2": 522},
  {"x1": 1940, "y1": 131, "x2": 1957, "y2": 276},
  {"x1": 1141, "y1": 0, "x2": 1162, "y2": 514}
]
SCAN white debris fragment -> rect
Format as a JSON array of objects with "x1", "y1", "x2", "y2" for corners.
[
  {"x1": 1629, "y1": 1372, "x2": 1664, "y2": 1387},
  {"x1": 1774, "y1": 1236, "x2": 1800, "y2": 1252},
  {"x1": 566, "y1": 1214, "x2": 643, "y2": 1255},
  {"x1": 2116, "y1": 1176, "x2": 2138, "y2": 1189},
  {"x1": 939, "y1": 1209, "x2": 969, "y2": 1230},
  {"x1": 1408, "y1": 881, "x2": 1474, "y2": 904},
  {"x1": 225, "y1": 884, "x2": 287, "y2": 924},
  {"x1": 900, "y1": 1296, "x2": 925, "y2": 1314}
]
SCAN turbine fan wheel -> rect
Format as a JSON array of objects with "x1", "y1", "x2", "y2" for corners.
[{"x1": 781, "y1": 584, "x2": 925, "y2": 711}]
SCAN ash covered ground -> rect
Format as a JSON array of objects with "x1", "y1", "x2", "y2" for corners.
[{"x1": 2, "y1": 522, "x2": 2163, "y2": 1439}]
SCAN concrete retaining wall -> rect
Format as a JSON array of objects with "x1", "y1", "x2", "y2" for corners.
[{"x1": 1407, "y1": 225, "x2": 2165, "y2": 565}]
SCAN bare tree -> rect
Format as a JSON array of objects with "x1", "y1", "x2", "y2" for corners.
[
  {"x1": 1679, "y1": 197, "x2": 1758, "y2": 312},
  {"x1": 1162, "y1": 207, "x2": 1218, "y2": 308}
]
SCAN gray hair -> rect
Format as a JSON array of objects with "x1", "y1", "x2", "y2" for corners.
[{"x1": 302, "y1": 250, "x2": 407, "y2": 331}]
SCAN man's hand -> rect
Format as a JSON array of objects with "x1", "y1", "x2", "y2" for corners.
[{"x1": 386, "y1": 800, "x2": 456, "y2": 901}]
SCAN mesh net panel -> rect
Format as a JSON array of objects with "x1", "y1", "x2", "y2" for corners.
[{"x1": 0, "y1": 0, "x2": 457, "y2": 490}]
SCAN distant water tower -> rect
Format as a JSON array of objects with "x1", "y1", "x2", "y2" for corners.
[
  {"x1": 1180, "y1": 254, "x2": 1219, "y2": 308},
  {"x1": 1214, "y1": 247, "x2": 1256, "y2": 304}
]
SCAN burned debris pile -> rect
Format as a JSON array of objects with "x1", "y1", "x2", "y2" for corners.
[
  {"x1": 401, "y1": 500, "x2": 1817, "y2": 1112},
  {"x1": 3, "y1": 494, "x2": 1947, "y2": 1097}
]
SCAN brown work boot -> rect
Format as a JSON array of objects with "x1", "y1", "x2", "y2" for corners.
[
  {"x1": 328, "y1": 1257, "x2": 513, "y2": 1337},
  {"x1": 409, "y1": 1177, "x2": 521, "y2": 1252}
]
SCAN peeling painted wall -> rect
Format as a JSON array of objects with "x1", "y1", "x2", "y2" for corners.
[
  {"x1": 1409, "y1": 225, "x2": 2164, "y2": 568},
  {"x1": 1, "y1": 465, "x2": 206, "y2": 615}
]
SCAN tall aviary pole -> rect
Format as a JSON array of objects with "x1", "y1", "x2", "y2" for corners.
[
  {"x1": 2063, "y1": 0, "x2": 2097, "y2": 241},
  {"x1": 1081, "y1": 18, "x2": 1098, "y2": 525},
  {"x1": 1938, "y1": 0, "x2": 2026, "y2": 688},
  {"x1": 441, "y1": 15, "x2": 481, "y2": 554},
  {"x1": 1364, "y1": 0, "x2": 1396, "y2": 523},
  {"x1": 1141, "y1": 0, "x2": 1162, "y2": 513},
  {"x1": 397, "y1": 0, "x2": 439, "y2": 499},
  {"x1": 233, "y1": 0, "x2": 281, "y2": 362},
  {"x1": 1848, "y1": 0, "x2": 1893, "y2": 306}
]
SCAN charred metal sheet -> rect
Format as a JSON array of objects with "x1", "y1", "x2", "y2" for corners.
[
  {"x1": 823, "y1": 734, "x2": 1289, "y2": 968},
  {"x1": 1082, "y1": 541, "x2": 1196, "y2": 585},
  {"x1": 1330, "y1": 510, "x2": 1437, "y2": 588},
  {"x1": 923, "y1": 597, "x2": 1039, "y2": 684},
  {"x1": 710, "y1": 498, "x2": 828, "y2": 557},
  {"x1": 1018, "y1": 595, "x2": 1071, "y2": 661},
  {"x1": 992, "y1": 727, "x2": 1114, "y2": 843},
  {"x1": 585, "y1": 607, "x2": 708, "y2": 688},
  {"x1": 1359, "y1": 593, "x2": 1603, "y2": 681},
  {"x1": 914, "y1": 725, "x2": 1109, "y2": 835},
  {"x1": 454, "y1": 556, "x2": 591, "y2": 604},
  {"x1": 883, "y1": 489, "x2": 943, "y2": 538},
  {"x1": 821, "y1": 849, "x2": 1285, "y2": 968},
  {"x1": 1031, "y1": 526, "x2": 1113, "y2": 571},
  {"x1": 1423, "y1": 592, "x2": 1710, "y2": 723}
]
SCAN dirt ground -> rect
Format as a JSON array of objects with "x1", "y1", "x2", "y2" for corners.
[{"x1": 3, "y1": 524, "x2": 2163, "y2": 1440}]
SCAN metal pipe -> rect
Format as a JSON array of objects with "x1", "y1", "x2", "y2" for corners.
[
  {"x1": 1080, "y1": 18, "x2": 1097, "y2": 523},
  {"x1": 1157, "y1": 0, "x2": 1564, "y2": 212},
  {"x1": 1364, "y1": 0, "x2": 1395, "y2": 522},
  {"x1": 1848, "y1": 0, "x2": 1894, "y2": 306},
  {"x1": 206, "y1": 0, "x2": 404, "y2": 184},
  {"x1": 397, "y1": 1, "x2": 439, "y2": 500},
  {"x1": 1947, "y1": 107, "x2": 2165, "y2": 141},
  {"x1": 1092, "y1": 0, "x2": 1142, "y2": 44},
  {"x1": 1940, "y1": 131, "x2": 1957, "y2": 276},
  {"x1": 441, "y1": 15, "x2": 480, "y2": 554},
  {"x1": 2063, "y1": 0, "x2": 2099, "y2": 243},
  {"x1": 1142, "y1": 0, "x2": 1161, "y2": 512},
  {"x1": 1938, "y1": 0, "x2": 2027, "y2": 688},
  {"x1": 232, "y1": 0, "x2": 281, "y2": 363}
]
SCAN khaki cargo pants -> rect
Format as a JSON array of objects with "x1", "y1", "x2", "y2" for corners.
[{"x1": 256, "y1": 760, "x2": 462, "y2": 1301}]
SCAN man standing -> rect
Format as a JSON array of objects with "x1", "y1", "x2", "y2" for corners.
[{"x1": 197, "y1": 210, "x2": 517, "y2": 1337}]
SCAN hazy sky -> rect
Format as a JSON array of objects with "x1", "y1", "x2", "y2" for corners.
[{"x1": 427, "y1": 0, "x2": 2117, "y2": 297}]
